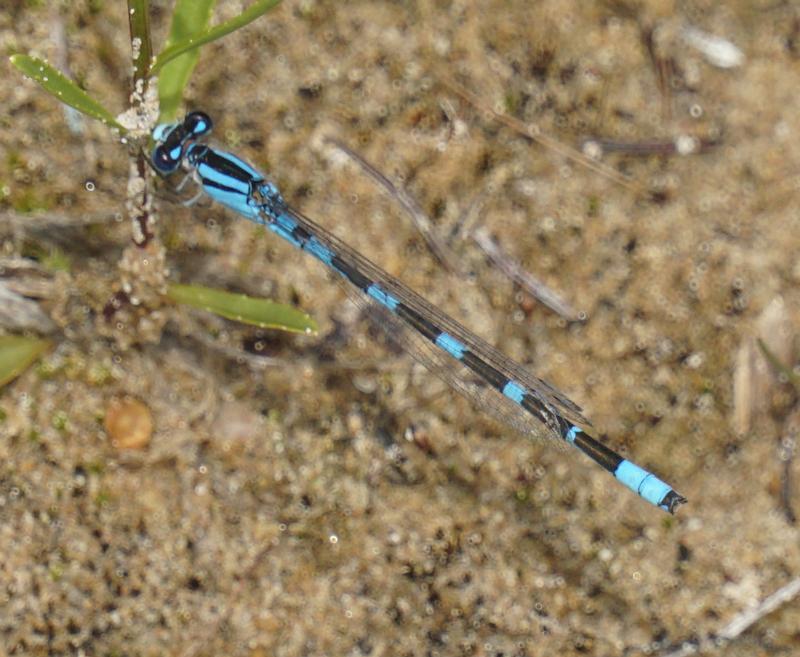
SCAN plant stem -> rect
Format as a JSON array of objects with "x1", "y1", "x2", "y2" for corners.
[{"x1": 127, "y1": 0, "x2": 153, "y2": 86}]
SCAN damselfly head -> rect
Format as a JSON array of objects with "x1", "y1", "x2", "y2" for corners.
[{"x1": 150, "y1": 112, "x2": 213, "y2": 174}]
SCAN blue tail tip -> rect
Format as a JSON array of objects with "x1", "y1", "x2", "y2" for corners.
[
  {"x1": 615, "y1": 460, "x2": 687, "y2": 513},
  {"x1": 660, "y1": 489, "x2": 687, "y2": 514}
]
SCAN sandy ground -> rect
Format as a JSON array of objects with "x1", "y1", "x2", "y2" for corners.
[{"x1": 1, "y1": 1, "x2": 800, "y2": 655}]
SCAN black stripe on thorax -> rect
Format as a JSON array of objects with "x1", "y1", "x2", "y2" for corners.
[
  {"x1": 201, "y1": 149, "x2": 261, "y2": 184},
  {"x1": 201, "y1": 177, "x2": 247, "y2": 196}
]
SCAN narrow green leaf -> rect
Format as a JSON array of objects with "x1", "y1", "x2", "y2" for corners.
[
  {"x1": 167, "y1": 283, "x2": 317, "y2": 334},
  {"x1": 151, "y1": 0, "x2": 282, "y2": 75},
  {"x1": 157, "y1": 0, "x2": 216, "y2": 121},
  {"x1": 9, "y1": 55, "x2": 124, "y2": 131},
  {"x1": 0, "y1": 336, "x2": 50, "y2": 389}
]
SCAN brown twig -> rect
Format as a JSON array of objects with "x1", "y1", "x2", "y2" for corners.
[
  {"x1": 471, "y1": 226, "x2": 583, "y2": 321},
  {"x1": 325, "y1": 139, "x2": 579, "y2": 320},
  {"x1": 438, "y1": 76, "x2": 642, "y2": 194},
  {"x1": 659, "y1": 577, "x2": 800, "y2": 657},
  {"x1": 324, "y1": 137, "x2": 464, "y2": 274}
]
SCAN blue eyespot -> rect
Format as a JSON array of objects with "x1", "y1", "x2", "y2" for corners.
[
  {"x1": 151, "y1": 145, "x2": 180, "y2": 174},
  {"x1": 185, "y1": 111, "x2": 213, "y2": 138}
]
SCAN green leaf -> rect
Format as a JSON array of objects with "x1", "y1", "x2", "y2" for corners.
[
  {"x1": 151, "y1": 0, "x2": 282, "y2": 75},
  {"x1": 167, "y1": 283, "x2": 317, "y2": 334},
  {"x1": 0, "y1": 335, "x2": 50, "y2": 389},
  {"x1": 9, "y1": 55, "x2": 124, "y2": 131},
  {"x1": 157, "y1": 0, "x2": 216, "y2": 122}
]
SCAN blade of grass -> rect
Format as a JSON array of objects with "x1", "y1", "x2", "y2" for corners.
[
  {"x1": 157, "y1": 0, "x2": 216, "y2": 121},
  {"x1": 0, "y1": 335, "x2": 51, "y2": 388},
  {"x1": 167, "y1": 283, "x2": 317, "y2": 334},
  {"x1": 9, "y1": 55, "x2": 124, "y2": 131},
  {"x1": 151, "y1": 0, "x2": 282, "y2": 75}
]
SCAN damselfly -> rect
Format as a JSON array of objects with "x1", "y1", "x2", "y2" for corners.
[{"x1": 151, "y1": 111, "x2": 686, "y2": 513}]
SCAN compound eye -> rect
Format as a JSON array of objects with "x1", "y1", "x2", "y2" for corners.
[
  {"x1": 151, "y1": 145, "x2": 180, "y2": 174},
  {"x1": 185, "y1": 111, "x2": 212, "y2": 138},
  {"x1": 152, "y1": 121, "x2": 177, "y2": 143}
]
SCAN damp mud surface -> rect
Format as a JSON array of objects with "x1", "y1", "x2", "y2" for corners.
[{"x1": 1, "y1": 2, "x2": 799, "y2": 656}]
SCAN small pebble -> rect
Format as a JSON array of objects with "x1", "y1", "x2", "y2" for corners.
[{"x1": 104, "y1": 397, "x2": 153, "y2": 449}]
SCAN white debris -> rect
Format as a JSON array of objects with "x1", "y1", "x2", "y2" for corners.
[
  {"x1": 675, "y1": 135, "x2": 699, "y2": 156},
  {"x1": 681, "y1": 25, "x2": 745, "y2": 69}
]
